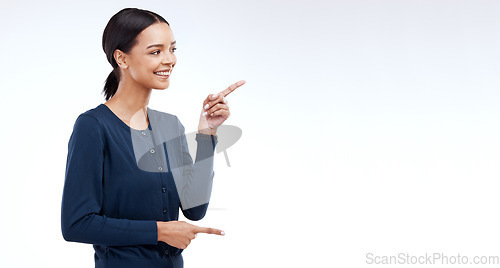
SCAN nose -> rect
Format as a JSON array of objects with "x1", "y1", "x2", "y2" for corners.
[{"x1": 161, "y1": 52, "x2": 175, "y2": 66}]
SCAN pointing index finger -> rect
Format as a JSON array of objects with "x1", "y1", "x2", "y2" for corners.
[
  {"x1": 219, "y1": 80, "x2": 246, "y2": 98},
  {"x1": 194, "y1": 226, "x2": 225, "y2": 236}
]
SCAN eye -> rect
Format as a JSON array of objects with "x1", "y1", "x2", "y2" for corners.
[
  {"x1": 151, "y1": 50, "x2": 160, "y2": 55},
  {"x1": 171, "y1": 47, "x2": 177, "y2": 53}
]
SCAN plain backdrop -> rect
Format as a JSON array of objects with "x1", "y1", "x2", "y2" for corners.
[{"x1": 0, "y1": 0, "x2": 499, "y2": 267}]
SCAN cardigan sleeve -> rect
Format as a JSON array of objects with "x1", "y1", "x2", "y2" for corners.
[
  {"x1": 176, "y1": 118, "x2": 218, "y2": 221},
  {"x1": 61, "y1": 115, "x2": 158, "y2": 246}
]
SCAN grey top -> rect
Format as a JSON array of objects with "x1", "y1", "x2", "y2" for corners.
[{"x1": 128, "y1": 104, "x2": 218, "y2": 210}]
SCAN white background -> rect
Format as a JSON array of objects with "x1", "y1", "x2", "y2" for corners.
[{"x1": 1, "y1": 0, "x2": 499, "y2": 267}]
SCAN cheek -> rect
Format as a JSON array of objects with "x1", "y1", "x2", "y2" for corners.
[{"x1": 131, "y1": 59, "x2": 155, "y2": 78}]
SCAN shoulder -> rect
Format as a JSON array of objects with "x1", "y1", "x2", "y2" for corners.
[
  {"x1": 74, "y1": 105, "x2": 105, "y2": 129},
  {"x1": 71, "y1": 105, "x2": 105, "y2": 141}
]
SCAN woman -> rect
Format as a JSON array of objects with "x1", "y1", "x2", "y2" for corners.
[{"x1": 61, "y1": 7, "x2": 245, "y2": 268}]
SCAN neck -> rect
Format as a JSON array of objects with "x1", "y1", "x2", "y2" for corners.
[{"x1": 105, "y1": 74, "x2": 152, "y2": 124}]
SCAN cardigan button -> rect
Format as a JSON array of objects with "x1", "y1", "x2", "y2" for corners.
[
  {"x1": 163, "y1": 208, "x2": 167, "y2": 213},
  {"x1": 150, "y1": 149, "x2": 155, "y2": 154},
  {"x1": 162, "y1": 187, "x2": 166, "y2": 193},
  {"x1": 165, "y1": 250, "x2": 169, "y2": 255},
  {"x1": 158, "y1": 166, "x2": 163, "y2": 171}
]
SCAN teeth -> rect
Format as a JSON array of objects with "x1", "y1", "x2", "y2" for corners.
[{"x1": 154, "y1": 71, "x2": 170, "y2": 76}]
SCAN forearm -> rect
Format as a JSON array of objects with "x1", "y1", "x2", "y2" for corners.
[
  {"x1": 173, "y1": 119, "x2": 217, "y2": 219},
  {"x1": 175, "y1": 134, "x2": 217, "y2": 219},
  {"x1": 61, "y1": 212, "x2": 158, "y2": 246},
  {"x1": 194, "y1": 133, "x2": 217, "y2": 162}
]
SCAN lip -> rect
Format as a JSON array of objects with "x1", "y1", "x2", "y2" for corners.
[{"x1": 155, "y1": 73, "x2": 170, "y2": 80}]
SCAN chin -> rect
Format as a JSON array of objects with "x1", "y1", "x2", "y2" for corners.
[{"x1": 152, "y1": 82, "x2": 170, "y2": 90}]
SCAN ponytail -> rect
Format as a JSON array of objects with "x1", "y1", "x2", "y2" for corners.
[{"x1": 103, "y1": 68, "x2": 119, "y2": 101}]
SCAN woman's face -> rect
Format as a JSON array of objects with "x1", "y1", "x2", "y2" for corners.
[{"x1": 119, "y1": 22, "x2": 177, "y2": 90}]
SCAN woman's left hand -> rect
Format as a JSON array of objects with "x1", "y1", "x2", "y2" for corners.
[{"x1": 198, "y1": 80, "x2": 246, "y2": 135}]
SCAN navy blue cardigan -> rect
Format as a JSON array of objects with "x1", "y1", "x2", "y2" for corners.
[{"x1": 61, "y1": 104, "x2": 217, "y2": 268}]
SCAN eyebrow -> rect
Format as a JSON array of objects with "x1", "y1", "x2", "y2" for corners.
[{"x1": 146, "y1": 41, "x2": 176, "y2": 49}]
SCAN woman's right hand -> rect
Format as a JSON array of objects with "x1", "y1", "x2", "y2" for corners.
[{"x1": 157, "y1": 221, "x2": 225, "y2": 249}]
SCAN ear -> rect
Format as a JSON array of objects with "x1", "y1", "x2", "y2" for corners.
[{"x1": 113, "y1": 49, "x2": 129, "y2": 69}]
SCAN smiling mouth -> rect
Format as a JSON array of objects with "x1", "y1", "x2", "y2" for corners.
[
  {"x1": 154, "y1": 70, "x2": 170, "y2": 79},
  {"x1": 154, "y1": 71, "x2": 170, "y2": 76}
]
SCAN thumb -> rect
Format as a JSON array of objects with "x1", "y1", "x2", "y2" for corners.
[{"x1": 210, "y1": 93, "x2": 220, "y2": 100}]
